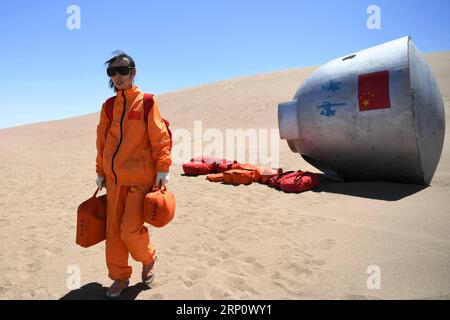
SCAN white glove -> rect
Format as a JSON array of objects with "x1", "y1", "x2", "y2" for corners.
[
  {"x1": 155, "y1": 172, "x2": 169, "y2": 188},
  {"x1": 96, "y1": 176, "x2": 106, "y2": 191}
]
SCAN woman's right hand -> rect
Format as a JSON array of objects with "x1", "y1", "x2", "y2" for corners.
[{"x1": 96, "y1": 176, "x2": 106, "y2": 191}]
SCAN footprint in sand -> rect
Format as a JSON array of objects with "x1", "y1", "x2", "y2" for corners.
[
  {"x1": 216, "y1": 233, "x2": 227, "y2": 242},
  {"x1": 217, "y1": 249, "x2": 231, "y2": 260},
  {"x1": 303, "y1": 258, "x2": 326, "y2": 267},
  {"x1": 30, "y1": 287, "x2": 49, "y2": 298},
  {"x1": 207, "y1": 257, "x2": 221, "y2": 267},
  {"x1": 316, "y1": 238, "x2": 335, "y2": 250},
  {"x1": 180, "y1": 277, "x2": 194, "y2": 288},
  {"x1": 164, "y1": 242, "x2": 183, "y2": 257},
  {"x1": 179, "y1": 268, "x2": 207, "y2": 288},
  {"x1": 226, "y1": 276, "x2": 260, "y2": 297},
  {"x1": 25, "y1": 261, "x2": 43, "y2": 273},
  {"x1": 270, "y1": 259, "x2": 318, "y2": 297},
  {"x1": 271, "y1": 271, "x2": 308, "y2": 296},
  {"x1": 169, "y1": 244, "x2": 180, "y2": 252},
  {"x1": 239, "y1": 256, "x2": 266, "y2": 275},
  {"x1": 207, "y1": 285, "x2": 232, "y2": 299},
  {"x1": 147, "y1": 293, "x2": 165, "y2": 300}
]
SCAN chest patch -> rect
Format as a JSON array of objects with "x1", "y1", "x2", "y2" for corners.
[{"x1": 128, "y1": 110, "x2": 142, "y2": 120}]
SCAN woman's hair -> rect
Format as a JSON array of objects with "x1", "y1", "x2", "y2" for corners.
[{"x1": 104, "y1": 50, "x2": 136, "y2": 91}]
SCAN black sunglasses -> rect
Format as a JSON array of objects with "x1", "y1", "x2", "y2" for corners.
[{"x1": 107, "y1": 66, "x2": 135, "y2": 77}]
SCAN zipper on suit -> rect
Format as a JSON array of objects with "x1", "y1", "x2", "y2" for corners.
[{"x1": 111, "y1": 90, "x2": 127, "y2": 185}]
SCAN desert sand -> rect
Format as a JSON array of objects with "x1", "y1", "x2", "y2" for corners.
[{"x1": 0, "y1": 52, "x2": 449, "y2": 300}]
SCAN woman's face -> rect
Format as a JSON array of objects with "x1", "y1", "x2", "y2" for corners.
[{"x1": 109, "y1": 58, "x2": 136, "y2": 91}]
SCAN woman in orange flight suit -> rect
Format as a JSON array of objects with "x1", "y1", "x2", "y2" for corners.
[{"x1": 95, "y1": 51, "x2": 172, "y2": 299}]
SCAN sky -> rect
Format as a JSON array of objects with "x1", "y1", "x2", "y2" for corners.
[{"x1": 0, "y1": 0, "x2": 449, "y2": 129}]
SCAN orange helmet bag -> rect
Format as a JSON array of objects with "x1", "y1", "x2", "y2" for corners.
[
  {"x1": 76, "y1": 188, "x2": 107, "y2": 248},
  {"x1": 143, "y1": 186, "x2": 176, "y2": 228}
]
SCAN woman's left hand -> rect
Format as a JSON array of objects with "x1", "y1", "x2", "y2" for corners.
[{"x1": 155, "y1": 172, "x2": 170, "y2": 188}]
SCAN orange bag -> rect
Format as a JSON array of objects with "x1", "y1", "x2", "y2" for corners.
[
  {"x1": 76, "y1": 188, "x2": 107, "y2": 248},
  {"x1": 206, "y1": 173, "x2": 224, "y2": 182},
  {"x1": 233, "y1": 170, "x2": 254, "y2": 185},
  {"x1": 143, "y1": 186, "x2": 176, "y2": 228},
  {"x1": 254, "y1": 167, "x2": 282, "y2": 184},
  {"x1": 223, "y1": 169, "x2": 255, "y2": 186},
  {"x1": 223, "y1": 170, "x2": 236, "y2": 184}
]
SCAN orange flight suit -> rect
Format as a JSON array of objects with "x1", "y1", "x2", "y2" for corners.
[{"x1": 96, "y1": 85, "x2": 172, "y2": 281}]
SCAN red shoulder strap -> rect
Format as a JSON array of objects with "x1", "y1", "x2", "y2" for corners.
[
  {"x1": 105, "y1": 96, "x2": 116, "y2": 121},
  {"x1": 162, "y1": 118, "x2": 173, "y2": 150},
  {"x1": 143, "y1": 94, "x2": 154, "y2": 122},
  {"x1": 144, "y1": 93, "x2": 172, "y2": 150}
]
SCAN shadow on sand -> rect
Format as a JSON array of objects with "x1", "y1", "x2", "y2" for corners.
[
  {"x1": 183, "y1": 173, "x2": 427, "y2": 201},
  {"x1": 60, "y1": 282, "x2": 152, "y2": 300},
  {"x1": 314, "y1": 174, "x2": 427, "y2": 201}
]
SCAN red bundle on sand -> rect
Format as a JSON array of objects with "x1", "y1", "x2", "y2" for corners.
[
  {"x1": 190, "y1": 156, "x2": 225, "y2": 165},
  {"x1": 254, "y1": 167, "x2": 281, "y2": 184},
  {"x1": 185, "y1": 155, "x2": 319, "y2": 193},
  {"x1": 182, "y1": 162, "x2": 215, "y2": 176},
  {"x1": 280, "y1": 172, "x2": 320, "y2": 193},
  {"x1": 268, "y1": 171, "x2": 298, "y2": 189},
  {"x1": 188, "y1": 156, "x2": 237, "y2": 173},
  {"x1": 215, "y1": 160, "x2": 236, "y2": 173}
]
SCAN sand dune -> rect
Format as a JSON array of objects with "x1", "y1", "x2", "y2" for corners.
[{"x1": 0, "y1": 52, "x2": 449, "y2": 300}]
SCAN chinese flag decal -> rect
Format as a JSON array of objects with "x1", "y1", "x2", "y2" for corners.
[{"x1": 358, "y1": 70, "x2": 391, "y2": 111}]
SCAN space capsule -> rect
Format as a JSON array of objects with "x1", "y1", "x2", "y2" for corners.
[{"x1": 278, "y1": 36, "x2": 445, "y2": 185}]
